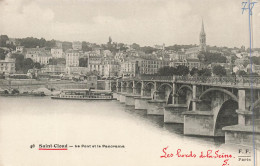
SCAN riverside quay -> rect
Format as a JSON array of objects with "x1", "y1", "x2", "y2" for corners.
[{"x1": 110, "y1": 75, "x2": 260, "y2": 147}]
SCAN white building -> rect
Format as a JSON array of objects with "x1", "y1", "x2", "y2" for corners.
[
  {"x1": 0, "y1": 53, "x2": 15, "y2": 74},
  {"x1": 120, "y1": 58, "x2": 138, "y2": 77},
  {"x1": 66, "y1": 67, "x2": 89, "y2": 75},
  {"x1": 51, "y1": 48, "x2": 64, "y2": 59},
  {"x1": 65, "y1": 49, "x2": 80, "y2": 67},
  {"x1": 26, "y1": 50, "x2": 52, "y2": 65},
  {"x1": 16, "y1": 46, "x2": 24, "y2": 53}
]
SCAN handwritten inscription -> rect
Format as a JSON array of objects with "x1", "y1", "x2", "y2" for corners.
[
  {"x1": 160, "y1": 147, "x2": 234, "y2": 166},
  {"x1": 242, "y1": 1, "x2": 257, "y2": 15}
]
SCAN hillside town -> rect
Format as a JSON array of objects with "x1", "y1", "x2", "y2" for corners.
[{"x1": 1, "y1": 21, "x2": 260, "y2": 81}]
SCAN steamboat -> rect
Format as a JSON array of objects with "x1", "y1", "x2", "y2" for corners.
[{"x1": 51, "y1": 89, "x2": 114, "y2": 100}]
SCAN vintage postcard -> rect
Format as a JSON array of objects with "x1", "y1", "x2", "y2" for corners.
[{"x1": 0, "y1": 0, "x2": 259, "y2": 166}]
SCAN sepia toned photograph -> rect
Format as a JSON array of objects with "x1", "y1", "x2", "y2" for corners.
[{"x1": 0, "y1": 0, "x2": 259, "y2": 165}]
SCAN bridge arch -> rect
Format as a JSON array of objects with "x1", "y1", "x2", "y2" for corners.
[
  {"x1": 199, "y1": 88, "x2": 238, "y2": 102},
  {"x1": 120, "y1": 82, "x2": 128, "y2": 92},
  {"x1": 176, "y1": 85, "x2": 193, "y2": 109},
  {"x1": 143, "y1": 82, "x2": 155, "y2": 97},
  {"x1": 157, "y1": 83, "x2": 173, "y2": 103},
  {"x1": 158, "y1": 83, "x2": 173, "y2": 91},
  {"x1": 135, "y1": 81, "x2": 142, "y2": 86},
  {"x1": 177, "y1": 85, "x2": 193, "y2": 94},
  {"x1": 214, "y1": 99, "x2": 238, "y2": 136},
  {"x1": 135, "y1": 81, "x2": 142, "y2": 95},
  {"x1": 111, "y1": 84, "x2": 117, "y2": 92},
  {"x1": 251, "y1": 98, "x2": 260, "y2": 110},
  {"x1": 121, "y1": 82, "x2": 127, "y2": 87},
  {"x1": 128, "y1": 81, "x2": 133, "y2": 87},
  {"x1": 248, "y1": 99, "x2": 260, "y2": 123},
  {"x1": 144, "y1": 82, "x2": 155, "y2": 90}
]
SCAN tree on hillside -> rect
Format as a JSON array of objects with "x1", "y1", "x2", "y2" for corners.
[
  {"x1": 140, "y1": 46, "x2": 157, "y2": 54},
  {"x1": 238, "y1": 70, "x2": 247, "y2": 77},
  {"x1": 62, "y1": 41, "x2": 72, "y2": 51},
  {"x1": 34, "y1": 62, "x2": 41, "y2": 69},
  {"x1": 0, "y1": 35, "x2": 9, "y2": 47},
  {"x1": 165, "y1": 44, "x2": 196, "y2": 51},
  {"x1": 23, "y1": 58, "x2": 34, "y2": 73},
  {"x1": 249, "y1": 72, "x2": 259, "y2": 76},
  {"x1": 202, "y1": 52, "x2": 227, "y2": 64},
  {"x1": 190, "y1": 67, "x2": 199, "y2": 76},
  {"x1": 158, "y1": 66, "x2": 177, "y2": 76},
  {"x1": 213, "y1": 65, "x2": 227, "y2": 77},
  {"x1": 79, "y1": 58, "x2": 88, "y2": 67},
  {"x1": 11, "y1": 53, "x2": 24, "y2": 72},
  {"x1": 45, "y1": 39, "x2": 56, "y2": 49},
  {"x1": 49, "y1": 58, "x2": 58, "y2": 65},
  {"x1": 176, "y1": 65, "x2": 189, "y2": 76},
  {"x1": 198, "y1": 68, "x2": 212, "y2": 77},
  {"x1": 18, "y1": 37, "x2": 46, "y2": 48},
  {"x1": 56, "y1": 58, "x2": 66, "y2": 65},
  {"x1": 252, "y1": 56, "x2": 260, "y2": 65},
  {"x1": 117, "y1": 43, "x2": 128, "y2": 52},
  {"x1": 131, "y1": 43, "x2": 140, "y2": 50},
  {"x1": 82, "y1": 41, "x2": 92, "y2": 52},
  {"x1": 0, "y1": 48, "x2": 6, "y2": 60},
  {"x1": 48, "y1": 58, "x2": 65, "y2": 65}
]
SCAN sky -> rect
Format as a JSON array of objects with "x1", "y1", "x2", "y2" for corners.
[{"x1": 0, "y1": 0, "x2": 260, "y2": 48}]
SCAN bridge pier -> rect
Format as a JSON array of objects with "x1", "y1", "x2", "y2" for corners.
[
  {"x1": 116, "y1": 80, "x2": 120, "y2": 92},
  {"x1": 223, "y1": 89, "x2": 260, "y2": 146},
  {"x1": 119, "y1": 93, "x2": 127, "y2": 103},
  {"x1": 182, "y1": 84, "x2": 213, "y2": 136},
  {"x1": 125, "y1": 94, "x2": 141, "y2": 106},
  {"x1": 134, "y1": 96, "x2": 151, "y2": 110},
  {"x1": 164, "y1": 104, "x2": 187, "y2": 123},
  {"x1": 141, "y1": 81, "x2": 144, "y2": 96},
  {"x1": 183, "y1": 111, "x2": 215, "y2": 136},
  {"x1": 172, "y1": 82, "x2": 176, "y2": 104},
  {"x1": 113, "y1": 92, "x2": 118, "y2": 99},
  {"x1": 147, "y1": 100, "x2": 166, "y2": 115},
  {"x1": 192, "y1": 85, "x2": 197, "y2": 111},
  {"x1": 237, "y1": 89, "x2": 246, "y2": 125},
  {"x1": 121, "y1": 84, "x2": 124, "y2": 93}
]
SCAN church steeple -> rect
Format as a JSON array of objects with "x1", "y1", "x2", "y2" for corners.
[
  {"x1": 200, "y1": 20, "x2": 205, "y2": 35},
  {"x1": 199, "y1": 19, "x2": 206, "y2": 52}
]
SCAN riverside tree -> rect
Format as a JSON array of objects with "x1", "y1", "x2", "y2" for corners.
[{"x1": 213, "y1": 65, "x2": 227, "y2": 77}]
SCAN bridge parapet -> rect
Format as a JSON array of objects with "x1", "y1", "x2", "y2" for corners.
[
  {"x1": 175, "y1": 76, "x2": 260, "y2": 87},
  {"x1": 120, "y1": 76, "x2": 174, "y2": 82},
  {"x1": 118, "y1": 75, "x2": 260, "y2": 88}
]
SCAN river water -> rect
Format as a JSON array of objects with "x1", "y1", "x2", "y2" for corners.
[{"x1": 0, "y1": 96, "x2": 257, "y2": 166}]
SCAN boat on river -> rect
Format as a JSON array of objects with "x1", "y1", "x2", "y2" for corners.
[{"x1": 51, "y1": 89, "x2": 114, "y2": 100}]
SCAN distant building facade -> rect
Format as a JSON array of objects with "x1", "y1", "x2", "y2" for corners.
[
  {"x1": 65, "y1": 49, "x2": 80, "y2": 67},
  {"x1": 51, "y1": 48, "x2": 64, "y2": 59},
  {"x1": 170, "y1": 59, "x2": 200, "y2": 70},
  {"x1": 16, "y1": 46, "x2": 24, "y2": 53},
  {"x1": 25, "y1": 47, "x2": 52, "y2": 65},
  {"x1": 0, "y1": 53, "x2": 15, "y2": 74},
  {"x1": 41, "y1": 64, "x2": 66, "y2": 75}
]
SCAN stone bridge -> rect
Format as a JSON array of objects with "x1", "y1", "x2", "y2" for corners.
[{"x1": 111, "y1": 75, "x2": 260, "y2": 147}]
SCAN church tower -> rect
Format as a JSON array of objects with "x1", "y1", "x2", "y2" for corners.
[{"x1": 199, "y1": 20, "x2": 206, "y2": 52}]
